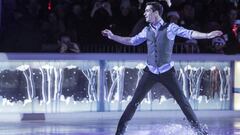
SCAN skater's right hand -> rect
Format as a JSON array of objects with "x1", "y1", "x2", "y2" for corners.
[
  {"x1": 159, "y1": 0, "x2": 172, "y2": 7},
  {"x1": 101, "y1": 29, "x2": 114, "y2": 39}
]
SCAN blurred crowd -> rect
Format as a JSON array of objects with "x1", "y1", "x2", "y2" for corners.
[{"x1": 0, "y1": 0, "x2": 240, "y2": 54}]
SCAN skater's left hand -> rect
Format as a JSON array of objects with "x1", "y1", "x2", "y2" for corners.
[{"x1": 206, "y1": 31, "x2": 223, "y2": 39}]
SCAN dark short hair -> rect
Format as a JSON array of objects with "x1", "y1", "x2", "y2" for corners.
[{"x1": 146, "y1": 2, "x2": 163, "y2": 16}]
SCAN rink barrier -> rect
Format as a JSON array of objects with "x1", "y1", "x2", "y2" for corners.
[{"x1": 0, "y1": 53, "x2": 239, "y2": 113}]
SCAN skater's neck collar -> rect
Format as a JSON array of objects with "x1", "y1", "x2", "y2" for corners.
[{"x1": 150, "y1": 18, "x2": 164, "y2": 29}]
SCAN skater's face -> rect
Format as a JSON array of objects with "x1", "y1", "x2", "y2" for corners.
[{"x1": 144, "y1": 5, "x2": 158, "y2": 23}]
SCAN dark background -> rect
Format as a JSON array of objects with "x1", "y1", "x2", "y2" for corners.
[{"x1": 0, "y1": 0, "x2": 239, "y2": 53}]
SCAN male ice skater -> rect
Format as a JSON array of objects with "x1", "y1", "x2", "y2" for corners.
[{"x1": 102, "y1": 1, "x2": 222, "y2": 135}]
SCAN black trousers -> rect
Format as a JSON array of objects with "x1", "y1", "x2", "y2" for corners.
[{"x1": 116, "y1": 67, "x2": 200, "y2": 134}]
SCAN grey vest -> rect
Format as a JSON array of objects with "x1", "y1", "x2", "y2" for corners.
[{"x1": 146, "y1": 23, "x2": 174, "y2": 67}]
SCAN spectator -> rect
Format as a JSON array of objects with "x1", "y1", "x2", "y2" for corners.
[
  {"x1": 41, "y1": 12, "x2": 62, "y2": 44},
  {"x1": 166, "y1": 11, "x2": 180, "y2": 24},
  {"x1": 179, "y1": 2, "x2": 198, "y2": 29},
  {"x1": 66, "y1": 3, "x2": 90, "y2": 42},
  {"x1": 58, "y1": 34, "x2": 80, "y2": 53},
  {"x1": 211, "y1": 36, "x2": 226, "y2": 54},
  {"x1": 112, "y1": 0, "x2": 139, "y2": 35},
  {"x1": 222, "y1": 8, "x2": 240, "y2": 54},
  {"x1": 90, "y1": 0, "x2": 112, "y2": 18},
  {"x1": 184, "y1": 39, "x2": 200, "y2": 53},
  {"x1": 90, "y1": 0, "x2": 113, "y2": 38}
]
